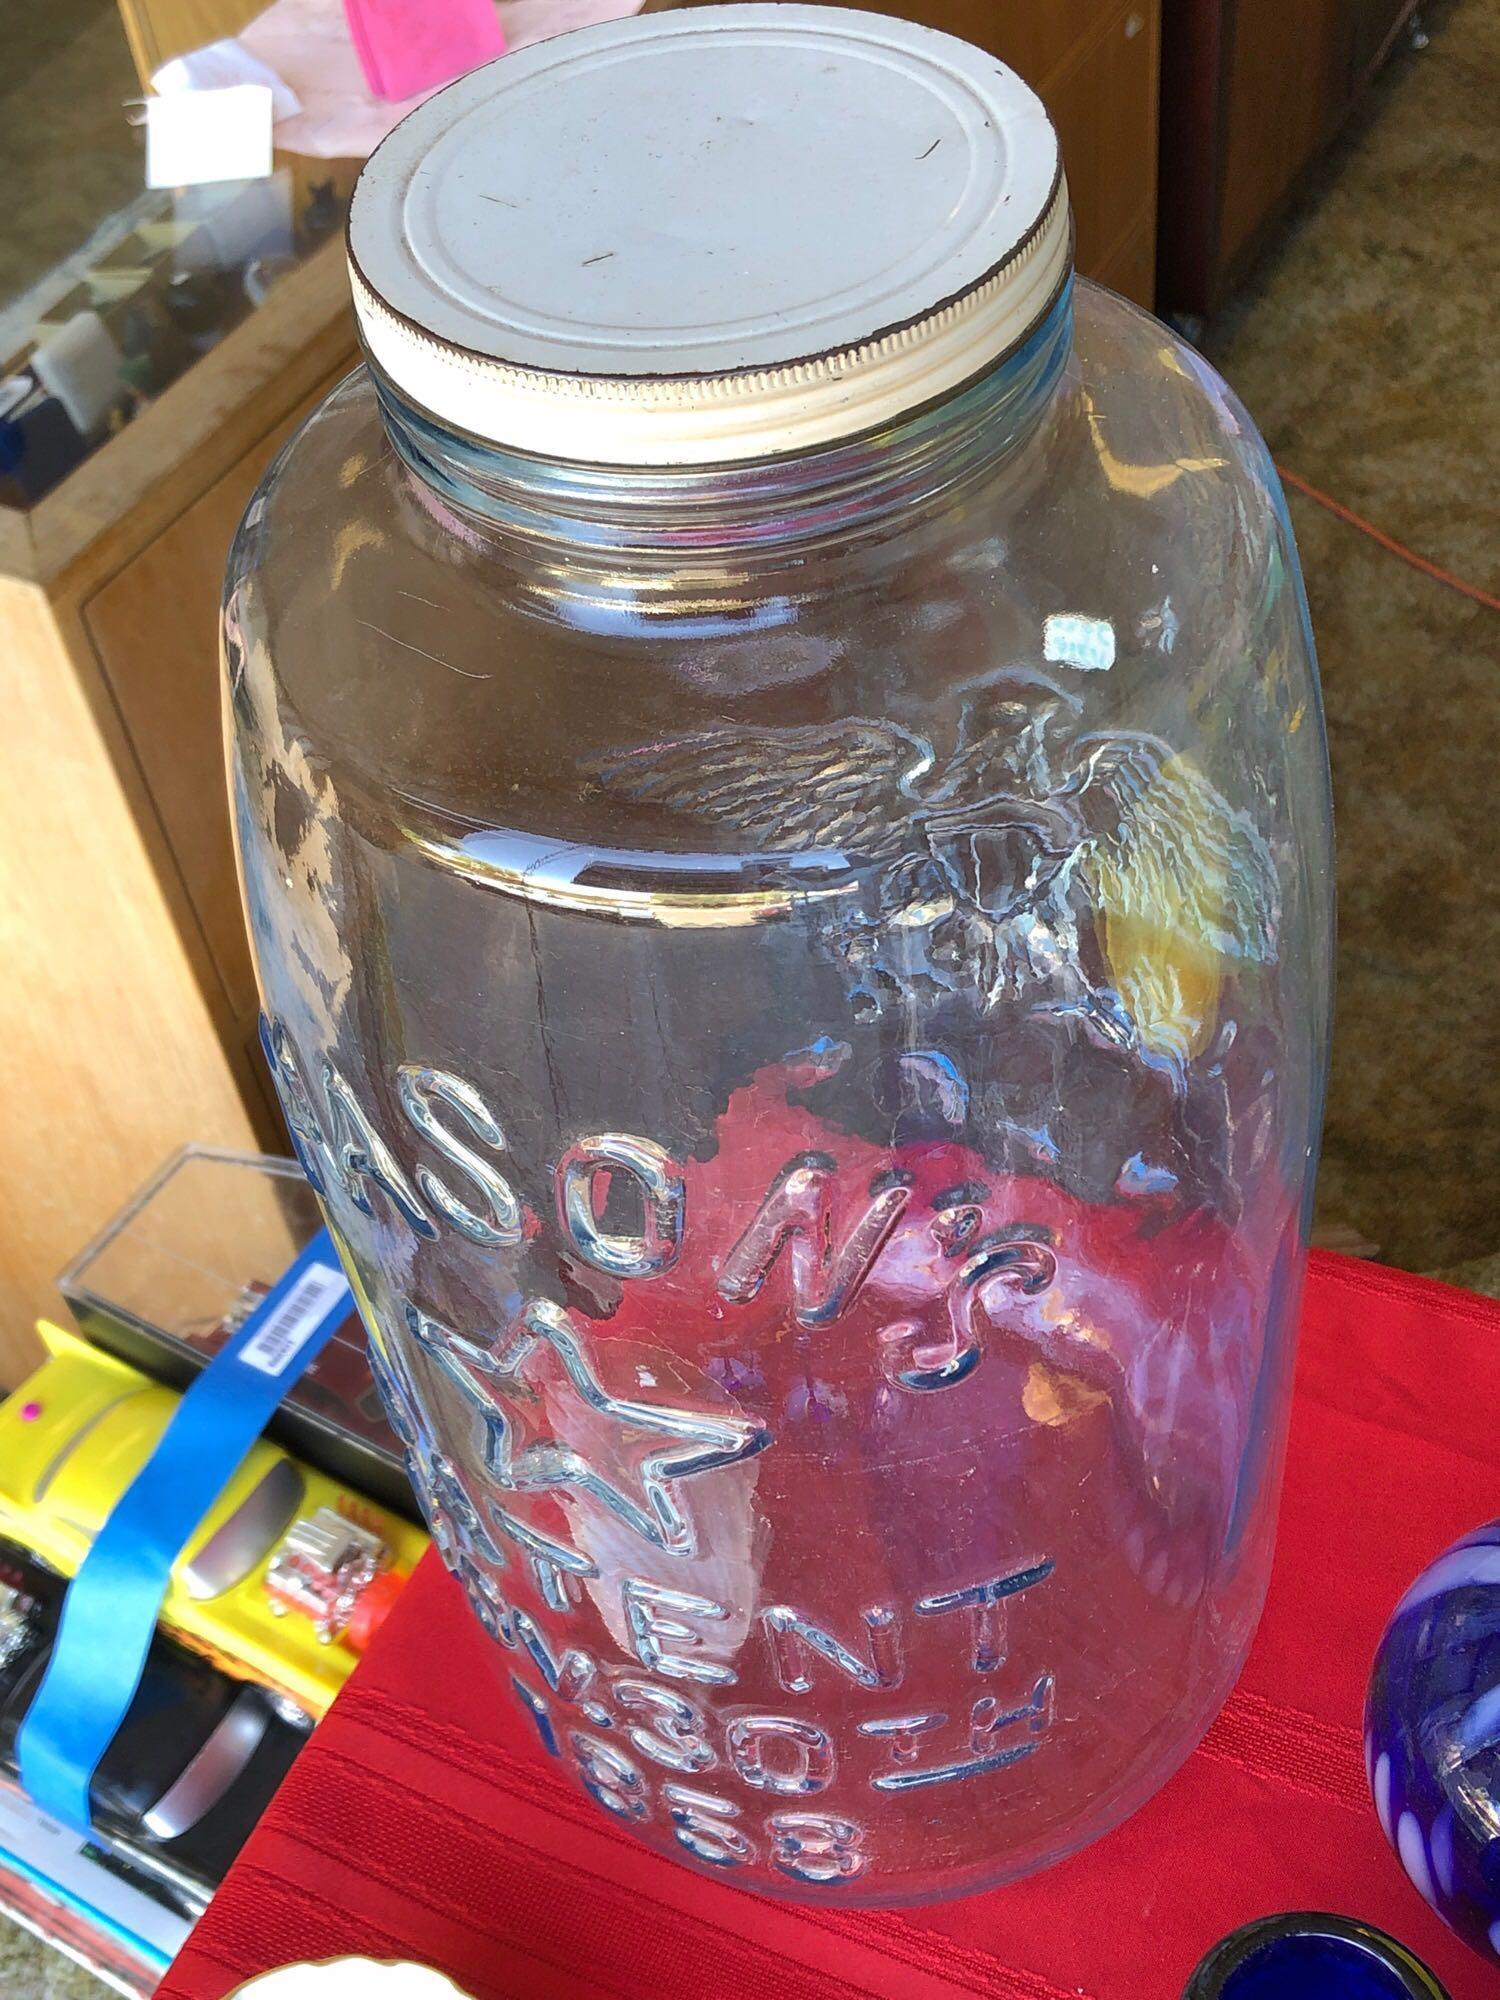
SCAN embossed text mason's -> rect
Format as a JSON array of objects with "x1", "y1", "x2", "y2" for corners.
[{"x1": 224, "y1": 5, "x2": 1333, "y2": 1905}]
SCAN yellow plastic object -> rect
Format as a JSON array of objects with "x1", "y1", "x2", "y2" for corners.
[
  {"x1": 0, "y1": 1321, "x2": 428, "y2": 1717},
  {"x1": 1085, "y1": 750, "x2": 1280, "y2": 1072}
]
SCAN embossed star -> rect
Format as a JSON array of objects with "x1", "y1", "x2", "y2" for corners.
[{"x1": 480, "y1": 1300, "x2": 770, "y2": 1560}]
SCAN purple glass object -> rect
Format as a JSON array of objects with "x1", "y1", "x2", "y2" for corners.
[
  {"x1": 1366, "y1": 1518, "x2": 1500, "y2": 1968},
  {"x1": 1183, "y1": 1913, "x2": 1448, "y2": 1998}
]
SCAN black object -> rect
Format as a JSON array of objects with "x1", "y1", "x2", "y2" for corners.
[
  {"x1": 162, "y1": 267, "x2": 248, "y2": 350},
  {"x1": 299, "y1": 178, "x2": 345, "y2": 249},
  {"x1": 1183, "y1": 1913, "x2": 1450, "y2": 1999},
  {"x1": 115, "y1": 301, "x2": 195, "y2": 399},
  {"x1": 0, "y1": 1539, "x2": 310, "y2": 1917},
  {"x1": 0, "y1": 384, "x2": 88, "y2": 505}
]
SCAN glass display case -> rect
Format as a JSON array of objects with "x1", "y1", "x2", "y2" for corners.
[
  {"x1": 1, "y1": 142, "x2": 349, "y2": 508},
  {"x1": 60, "y1": 1147, "x2": 414, "y2": 1517}
]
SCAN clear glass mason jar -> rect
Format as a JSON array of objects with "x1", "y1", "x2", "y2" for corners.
[{"x1": 224, "y1": 5, "x2": 1333, "y2": 1905}]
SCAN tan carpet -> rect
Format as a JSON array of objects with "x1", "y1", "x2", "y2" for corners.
[
  {"x1": 0, "y1": 0, "x2": 142, "y2": 309},
  {"x1": 1204, "y1": 0, "x2": 1500, "y2": 1276},
  {"x1": 0, "y1": 1915, "x2": 116, "y2": 2000}
]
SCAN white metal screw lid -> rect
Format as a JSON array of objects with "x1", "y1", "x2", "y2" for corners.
[{"x1": 347, "y1": 3, "x2": 1070, "y2": 466}]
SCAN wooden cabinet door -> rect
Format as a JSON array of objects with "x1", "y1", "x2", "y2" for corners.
[
  {"x1": 83, "y1": 382, "x2": 339, "y2": 1039},
  {"x1": 1219, "y1": 0, "x2": 1348, "y2": 271},
  {"x1": 1047, "y1": 2, "x2": 1161, "y2": 285},
  {"x1": 1095, "y1": 214, "x2": 1158, "y2": 308},
  {"x1": 0, "y1": 573, "x2": 265, "y2": 1384},
  {"x1": 839, "y1": 0, "x2": 1120, "y2": 88}
]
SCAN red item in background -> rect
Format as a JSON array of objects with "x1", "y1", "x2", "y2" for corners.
[
  {"x1": 157, "y1": 1254, "x2": 1500, "y2": 2000},
  {"x1": 343, "y1": 1567, "x2": 408, "y2": 1655},
  {"x1": 343, "y1": 0, "x2": 504, "y2": 102}
]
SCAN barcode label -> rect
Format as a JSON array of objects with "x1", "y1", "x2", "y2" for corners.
[{"x1": 238, "y1": 1264, "x2": 349, "y2": 1377}]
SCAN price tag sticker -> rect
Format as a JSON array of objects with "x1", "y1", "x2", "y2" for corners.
[
  {"x1": 145, "y1": 84, "x2": 275, "y2": 189},
  {"x1": 238, "y1": 1263, "x2": 350, "y2": 1376}
]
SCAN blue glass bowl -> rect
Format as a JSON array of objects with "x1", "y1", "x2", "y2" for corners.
[
  {"x1": 1367, "y1": 1517, "x2": 1500, "y2": 1967},
  {"x1": 1183, "y1": 1913, "x2": 1449, "y2": 1998}
]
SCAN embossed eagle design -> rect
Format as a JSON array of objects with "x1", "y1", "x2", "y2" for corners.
[{"x1": 590, "y1": 694, "x2": 1280, "y2": 1080}]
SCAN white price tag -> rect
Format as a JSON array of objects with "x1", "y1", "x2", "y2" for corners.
[
  {"x1": 238, "y1": 1263, "x2": 349, "y2": 1376},
  {"x1": 145, "y1": 83, "x2": 275, "y2": 189}
]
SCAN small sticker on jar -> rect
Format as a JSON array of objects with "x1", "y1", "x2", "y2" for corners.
[{"x1": 1043, "y1": 614, "x2": 1116, "y2": 671}]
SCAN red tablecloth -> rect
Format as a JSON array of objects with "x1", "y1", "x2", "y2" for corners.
[{"x1": 159, "y1": 1253, "x2": 1500, "y2": 2000}]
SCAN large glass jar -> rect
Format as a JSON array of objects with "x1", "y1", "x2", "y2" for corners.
[{"x1": 223, "y1": 5, "x2": 1333, "y2": 1906}]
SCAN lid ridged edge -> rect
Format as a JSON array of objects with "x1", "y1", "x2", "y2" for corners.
[{"x1": 349, "y1": 173, "x2": 1070, "y2": 466}]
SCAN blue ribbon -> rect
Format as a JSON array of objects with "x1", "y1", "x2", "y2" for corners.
[{"x1": 18, "y1": 1226, "x2": 351, "y2": 1833}]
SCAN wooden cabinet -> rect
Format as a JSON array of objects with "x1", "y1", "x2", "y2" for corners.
[
  {"x1": 1158, "y1": 0, "x2": 1421, "y2": 316},
  {"x1": 115, "y1": 0, "x2": 261, "y2": 81},
  {"x1": 649, "y1": 0, "x2": 1163, "y2": 308},
  {"x1": 1095, "y1": 216, "x2": 1158, "y2": 307},
  {"x1": 0, "y1": 243, "x2": 356, "y2": 1387},
  {"x1": 82, "y1": 408, "x2": 311, "y2": 1040},
  {"x1": 1218, "y1": 0, "x2": 1349, "y2": 274},
  {"x1": 1047, "y1": 2, "x2": 1160, "y2": 284}
]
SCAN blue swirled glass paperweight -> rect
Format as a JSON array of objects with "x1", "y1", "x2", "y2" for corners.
[{"x1": 1367, "y1": 1518, "x2": 1500, "y2": 1969}]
